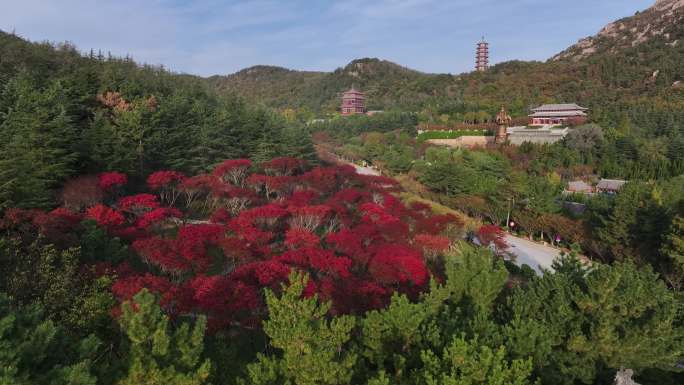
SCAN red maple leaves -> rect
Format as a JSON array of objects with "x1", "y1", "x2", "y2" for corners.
[
  {"x1": 147, "y1": 171, "x2": 186, "y2": 205},
  {"x1": 477, "y1": 224, "x2": 509, "y2": 253},
  {"x1": 213, "y1": 159, "x2": 252, "y2": 186},
  {"x1": 3, "y1": 157, "x2": 464, "y2": 331},
  {"x1": 118, "y1": 194, "x2": 160, "y2": 212},
  {"x1": 86, "y1": 205, "x2": 125, "y2": 228},
  {"x1": 98, "y1": 172, "x2": 128, "y2": 191}
]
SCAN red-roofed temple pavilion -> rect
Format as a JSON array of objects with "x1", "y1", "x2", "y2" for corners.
[
  {"x1": 529, "y1": 104, "x2": 588, "y2": 125},
  {"x1": 341, "y1": 87, "x2": 366, "y2": 116}
]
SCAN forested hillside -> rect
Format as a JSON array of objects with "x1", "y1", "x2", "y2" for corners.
[
  {"x1": 1, "y1": 158, "x2": 681, "y2": 385},
  {"x1": 211, "y1": 0, "x2": 683, "y2": 136},
  {"x1": 554, "y1": 0, "x2": 684, "y2": 61},
  {"x1": 209, "y1": 58, "x2": 466, "y2": 115},
  {"x1": 1, "y1": 2, "x2": 683, "y2": 384},
  {"x1": 0, "y1": 31, "x2": 316, "y2": 209}
]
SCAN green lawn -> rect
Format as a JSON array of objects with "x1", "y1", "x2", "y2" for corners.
[{"x1": 417, "y1": 130, "x2": 492, "y2": 140}]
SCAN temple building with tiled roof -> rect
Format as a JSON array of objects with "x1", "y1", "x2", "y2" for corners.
[
  {"x1": 596, "y1": 179, "x2": 627, "y2": 194},
  {"x1": 341, "y1": 87, "x2": 366, "y2": 116},
  {"x1": 529, "y1": 103, "x2": 588, "y2": 126},
  {"x1": 566, "y1": 180, "x2": 594, "y2": 194}
]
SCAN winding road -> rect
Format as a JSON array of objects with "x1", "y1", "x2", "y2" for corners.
[
  {"x1": 349, "y1": 162, "x2": 561, "y2": 274},
  {"x1": 504, "y1": 235, "x2": 560, "y2": 274},
  {"x1": 351, "y1": 163, "x2": 381, "y2": 176}
]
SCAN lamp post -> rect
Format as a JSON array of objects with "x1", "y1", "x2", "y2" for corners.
[{"x1": 505, "y1": 197, "x2": 515, "y2": 232}]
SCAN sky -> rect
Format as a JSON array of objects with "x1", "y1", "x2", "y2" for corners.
[{"x1": 1, "y1": 0, "x2": 656, "y2": 77}]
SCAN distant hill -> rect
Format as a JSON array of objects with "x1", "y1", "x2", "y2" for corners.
[
  {"x1": 208, "y1": 58, "x2": 457, "y2": 113},
  {"x1": 206, "y1": 65, "x2": 326, "y2": 109},
  {"x1": 210, "y1": 1, "x2": 683, "y2": 134}
]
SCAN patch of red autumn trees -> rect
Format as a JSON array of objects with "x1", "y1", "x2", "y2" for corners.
[{"x1": 1, "y1": 158, "x2": 467, "y2": 330}]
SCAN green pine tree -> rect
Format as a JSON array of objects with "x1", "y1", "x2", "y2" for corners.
[
  {"x1": 243, "y1": 272, "x2": 356, "y2": 385},
  {"x1": 359, "y1": 244, "x2": 509, "y2": 384},
  {"x1": 0, "y1": 294, "x2": 100, "y2": 385},
  {"x1": 279, "y1": 125, "x2": 318, "y2": 164},
  {"x1": 0, "y1": 75, "x2": 78, "y2": 208},
  {"x1": 661, "y1": 215, "x2": 684, "y2": 288},
  {"x1": 419, "y1": 335, "x2": 536, "y2": 385},
  {"x1": 117, "y1": 290, "x2": 212, "y2": 385},
  {"x1": 0, "y1": 237, "x2": 116, "y2": 337},
  {"x1": 505, "y1": 255, "x2": 684, "y2": 384}
]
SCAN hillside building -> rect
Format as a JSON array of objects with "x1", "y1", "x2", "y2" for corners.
[
  {"x1": 565, "y1": 180, "x2": 594, "y2": 194},
  {"x1": 529, "y1": 104, "x2": 588, "y2": 125},
  {"x1": 562, "y1": 179, "x2": 627, "y2": 195},
  {"x1": 341, "y1": 87, "x2": 366, "y2": 116},
  {"x1": 475, "y1": 38, "x2": 489, "y2": 72},
  {"x1": 506, "y1": 126, "x2": 569, "y2": 145},
  {"x1": 596, "y1": 179, "x2": 627, "y2": 194}
]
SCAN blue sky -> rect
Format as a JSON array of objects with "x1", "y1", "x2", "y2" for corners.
[{"x1": 1, "y1": 0, "x2": 655, "y2": 76}]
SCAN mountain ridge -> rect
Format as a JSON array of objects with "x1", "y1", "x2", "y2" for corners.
[
  {"x1": 553, "y1": 0, "x2": 684, "y2": 61},
  {"x1": 208, "y1": 0, "x2": 682, "y2": 125}
]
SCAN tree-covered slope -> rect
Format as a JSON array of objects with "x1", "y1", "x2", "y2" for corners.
[
  {"x1": 206, "y1": 65, "x2": 326, "y2": 110},
  {"x1": 208, "y1": 58, "x2": 456, "y2": 113},
  {"x1": 554, "y1": 0, "x2": 684, "y2": 61},
  {"x1": 0, "y1": 30, "x2": 316, "y2": 209},
  {"x1": 211, "y1": 1, "x2": 683, "y2": 135}
]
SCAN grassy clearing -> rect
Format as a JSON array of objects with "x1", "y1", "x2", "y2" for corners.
[
  {"x1": 398, "y1": 192, "x2": 481, "y2": 231},
  {"x1": 417, "y1": 130, "x2": 492, "y2": 141}
]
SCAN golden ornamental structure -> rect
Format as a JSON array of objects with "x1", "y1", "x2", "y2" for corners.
[{"x1": 495, "y1": 105, "x2": 512, "y2": 144}]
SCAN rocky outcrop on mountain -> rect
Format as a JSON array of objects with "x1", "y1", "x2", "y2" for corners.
[
  {"x1": 553, "y1": 0, "x2": 684, "y2": 61},
  {"x1": 206, "y1": 0, "x2": 683, "y2": 135}
]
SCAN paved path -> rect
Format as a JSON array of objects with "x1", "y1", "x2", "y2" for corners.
[
  {"x1": 504, "y1": 235, "x2": 561, "y2": 274},
  {"x1": 344, "y1": 158, "x2": 562, "y2": 275},
  {"x1": 352, "y1": 164, "x2": 381, "y2": 176}
]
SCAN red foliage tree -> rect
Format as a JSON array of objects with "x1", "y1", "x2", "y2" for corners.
[
  {"x1": 179, "y1": 174, "x2": 216, "y2": 208},
  {"x1": 288, "y1": 205, "x2": 331, "y2": 232},
  {"x1": 477, "y1": 224, "x2": 509, "y2": 253},
  {"x1": 98, "y1": 172, "x2": 128, "y2": 191},
  {"x1": 188, "y1": 275, "x2": 260, "y2": 329},
  {"x1": 262, "y1": 157, "x2": 305, "y2": 176},
  {"x1": 52, "y1": 157, "x2": 468, "y2": 331},
  {"x1": 247, "y1": 174, "x2": 294, "y2": 199},
  {"x1": 176, "y1": 224, "x2": 224, "y2": 273},
  {"x1": 147, "y1": 171, "x2": 186, "y2": 206},
  {"x1": 32, "y1": 208, "x2": 83, "y2": 246},
  {"x1": 209, "y1": 208, "x2": 232, "y2": 224},
  {"x1": 118, "y1": 194, "x2": 160, "y2": 215},
  {"x1": 369, "y1": 244, "x2": 428, "y2": 286},
  {"x1": 211, "y1": 186, "x2": 256, "y2": 216},
  {"x1": 415, "y1": 214, "x2": 461, "y2": 234},
  {"x1": 85, "y1": 205, "x2": 125, "y2": 229},
  {"x1": 133, "y1": 237, "x2": 189, "y2": 273},
  {"x1": 111, "y1": 273, "x2": 183, "y2": 314},
  {"x1": 414, "y1": 233, "x2": 451, "y2": 258},
  {"x1": 288, "y1": 189, "x2": 320, "y2": 207},
  {"x1": 213, "y1": 159, "x2": 252, "y2": 187},
  {"x1": 284, "y1": 228, "x2": 320, "y2": 249},
  {"x1": 135, "y1": 208, "x2": 182, "y2": 230}
]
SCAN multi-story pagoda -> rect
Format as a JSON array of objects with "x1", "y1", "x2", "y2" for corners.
[
  {"x1": 475, "y1": 37, "x2": 489, "y2": 72},
  {"x1": 341, "y1": 87, "x2": 366, "y2": 116},
  {"x1": 529, "y1": 104, "x2": 588, "y2": 125}
]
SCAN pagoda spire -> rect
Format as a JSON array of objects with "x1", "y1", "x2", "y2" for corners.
[{"x1": 475, "y1": 37, "x2": 489, "y2": 72}]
